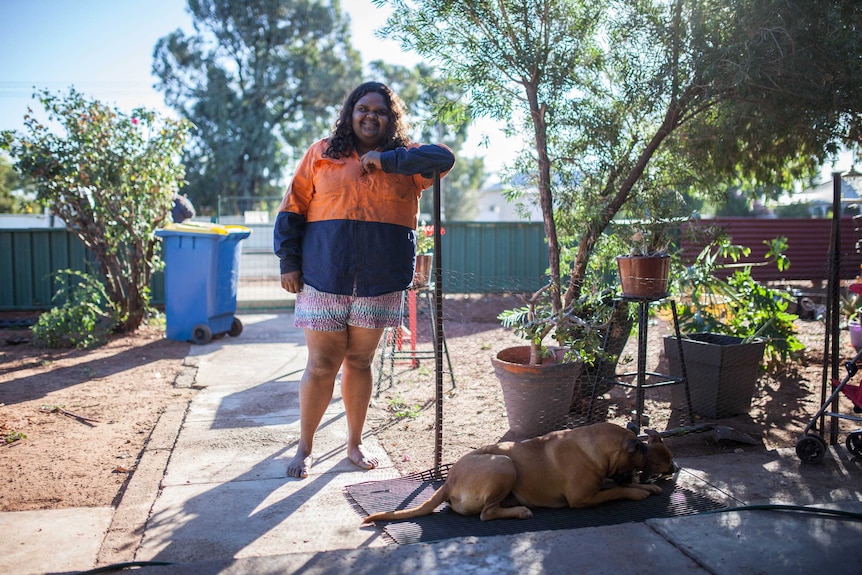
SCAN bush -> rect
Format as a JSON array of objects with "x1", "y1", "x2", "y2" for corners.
[
  {"x1": 669, "y1": 238, "x2": 804, "y2": 368},
  {"x1": 31, "y1": 270, "x2": 122, "y2": 349}
]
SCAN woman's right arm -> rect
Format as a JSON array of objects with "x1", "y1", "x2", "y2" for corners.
[{"x1": 274, "y1": 142, "x2": 318, "y2": 289}]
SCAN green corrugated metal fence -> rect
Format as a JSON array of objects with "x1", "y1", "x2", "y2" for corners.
[
  {"x1": 0, "y1": 223, "x2": 546, "y2": 310},
  {"x1": 440, "y1": 221, "x2": 548, "y2": 293},
  {"x1": 0, "y1": 229, "x2": 165, "y2": 311}
]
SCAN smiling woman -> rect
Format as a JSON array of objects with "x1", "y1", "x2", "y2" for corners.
[
  {"x1": 352, "y1": 92, "x2": 392, "y2": 155},
  {"x1": 273, "y1": 80, "x2": 455, "y2": 479}
]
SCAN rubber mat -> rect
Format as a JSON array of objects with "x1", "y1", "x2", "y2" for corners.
[{"x1": 345, "y1": 465, "x2": 726, "y2": 545}]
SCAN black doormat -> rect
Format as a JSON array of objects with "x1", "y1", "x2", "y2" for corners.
[{"x1": 345, "y1": 466, "x2": 726, "y2": 545}]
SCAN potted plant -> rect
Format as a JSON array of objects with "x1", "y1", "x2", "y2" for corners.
[
  {"x1": 494, "y1": 284, "x2": 610, "y2": 438},
  {"x1": 413, "y1": 222, "x2": 443, "y2": 287},
  {"x1": 662, "y1": 235, "x2": 805, "y2": 418},
  {"x1": 841, "y1": 288, "x2": 862, "y2": 351},
  {"x1": 614, "y1": 191, "x2": 689, "y2": 300},
  {"x1": 493, "y1": 197, "x2": 688, "y2": 436},
  {"x1": 616, "y1": 221, "x2": 674, "y2": 299}
]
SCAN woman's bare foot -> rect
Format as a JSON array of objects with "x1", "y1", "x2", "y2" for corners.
[
  {"x1": 348, "y1": 444, "x2": 379, "y2": 470},
  {"x1": 286, "y1": 450, "x2": 312, "y2": 479}
]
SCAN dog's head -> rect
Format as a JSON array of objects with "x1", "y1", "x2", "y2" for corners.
[
  {"x1": 639, "y1": 429, "x2": 678, "y2": 483},
  {"x1": 611, "y1": 428, "x2": 677, "y2": 485}
]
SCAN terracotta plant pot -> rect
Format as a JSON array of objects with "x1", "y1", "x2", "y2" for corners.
[
  {"x1": 616, "y1": 254, "x2": 670, "y2": 299},
  {"x1": 491, "y1": 346, "x2": 582, "y2": 439}
]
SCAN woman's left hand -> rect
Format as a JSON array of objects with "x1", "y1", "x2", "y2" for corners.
[{"x1": 360, "y1": 150, "x2": 382, "y2": 173}]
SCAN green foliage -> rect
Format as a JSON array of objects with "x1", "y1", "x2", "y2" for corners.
[
  {"x1": 387, "y1": 395, "x2": 422, "y2": 419},
  {"x1": 153, "y1": 0, "x2": 363, "y2": 214},
  {"x1": 497, "y1": 284, "x2": 611, "y2": 366},
  {"x1": 31, "y1": 270, "x2": 122, "y2": 349},
  {"x1": 0, "y1": 155, "x2": 39, "y2": 213},
  {"x1": 380, "y1": 0, "x2": 862, "y2": 317},
  {"x1": 1, "y1": 88, "x2": 190, "y2": 332},
  {"x1": 3, "y1": 429, "x2": 26, "y2": 444},
  {"x1": 840, "y1": 292, "x2": 862, "y2": 326},
  {"x1": 669, "y1": 238, "x2": 804, "y2": 368}
]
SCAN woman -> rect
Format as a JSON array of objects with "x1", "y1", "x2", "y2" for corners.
[{"x1": 274, "y1": 81, "x2": 455, "y2": 479}]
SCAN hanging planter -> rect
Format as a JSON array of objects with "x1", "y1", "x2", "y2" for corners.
[{"x1": 616, "y1": 254, "x2": 670, "y2": 299}]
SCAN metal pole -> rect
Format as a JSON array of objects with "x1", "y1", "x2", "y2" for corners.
[
  {"x1": 433, "y1": 171, "x2": 444, "y2": 470},
  {"x1": 829, "y1": 173, "x2": 842, "y2": 443}
]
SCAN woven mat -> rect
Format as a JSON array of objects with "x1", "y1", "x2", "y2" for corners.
[{"x1": 345, "y1": 466, "x2": 726, "y2": 545}]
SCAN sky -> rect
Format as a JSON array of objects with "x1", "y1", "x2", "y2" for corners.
[
  {"x1": 0, "y1": 0, "x2": 515, "y2": 170},
  {"x1": 0, "y1": 1, "x2": 853, "y2": 181}
]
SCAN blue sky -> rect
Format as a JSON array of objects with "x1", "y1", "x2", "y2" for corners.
[
  {"x1": 0, "y1": 1, "x2": 850, "y2": 179},
  {"x1": 0, "y1": 0, "x2": 511, "y2": 168}
]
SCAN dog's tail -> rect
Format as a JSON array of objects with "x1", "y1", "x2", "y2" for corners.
[{"x1": 361, "y1": 484, "x2": 450, "y2": 524}]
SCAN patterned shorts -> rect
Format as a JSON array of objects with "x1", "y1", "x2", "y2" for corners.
[{"x1": 294, "y1": 284, "x2": 403, "y2": 332}]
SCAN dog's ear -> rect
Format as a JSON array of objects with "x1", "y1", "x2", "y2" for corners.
[
  {"x1": 644, "y1": 428, "x2": 664, "y2": 444},
  {"x1": 625, "y1": 438, "x2": 648, "y2": 455}
]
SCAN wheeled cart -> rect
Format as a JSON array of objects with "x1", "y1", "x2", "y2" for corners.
[
  {"x1": 796, "y1": 346, "x2": 862, "y2": 463},
  {"x1": 155, "y1": 222, "x2": 251, "y2": 344}
]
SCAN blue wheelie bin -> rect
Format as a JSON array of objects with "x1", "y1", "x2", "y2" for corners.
[{"x1": 155, "y1": 222, "x2": 251, "y2": 344}]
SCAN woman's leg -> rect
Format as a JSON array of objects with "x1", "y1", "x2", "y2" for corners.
[
  {"x1": 286, "y1": 329, "x2": 348, "y2": 478},
  {"x1": 341, "y1": 325, "x2": 385, "y2": 469}
]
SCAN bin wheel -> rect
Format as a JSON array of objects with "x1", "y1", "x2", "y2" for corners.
[
  {"x1": 796, "y1": 433, "x2": 827, "y2": 464},
  {"x1": 846, "y1": 432, "x2": 862, "y2": 457},
  {"x1": 228, "y1": 317, "x2": 243, "y2": 338},
  {"x1": 191, "y1": 324, "x2": 212, "y2": 345}
]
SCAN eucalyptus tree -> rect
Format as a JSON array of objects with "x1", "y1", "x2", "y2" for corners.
[
  {"x1": 377, "y1": 0, "x2": 862, "y2": 311},
  {"x1": 153, "y1": 0, "x2": 362, "y2": 213}
]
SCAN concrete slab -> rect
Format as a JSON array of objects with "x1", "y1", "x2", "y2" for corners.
[
  {"x1": 99, "y1": 402, "x2": 189, "y2": 567},
  {"x1": 191, "y1": 342, "x2": 308, "y2": 388},
  {"x1": 0, "y1": 507, "x2": 113, "y2": 575},
  {"x1": 130, "y1": 522, "x2": 710, "y2": 575},
  {"x1": 675, "y1": 447, "x2": 862, "y2": 505},
  {"x1": 136, "y1": 468, "x2": 399, "y2": 564},
  {"x1": 163, "y1": 414, "x2": 394, "y2": 484},
  {"x1": 185, "y1": 377, "x2": 324, "y2": 424},
  {"x1": 648, "y1": 501, "x2": 862, "y2": 574}
]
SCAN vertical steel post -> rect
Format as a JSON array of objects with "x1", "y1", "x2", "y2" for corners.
[{"x1": 433, "y1": 171, "x2": 444, "y2": 469}]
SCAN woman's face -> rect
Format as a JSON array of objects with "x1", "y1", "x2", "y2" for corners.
[{"x1": 351, "y1": 91, "x2": 390, "y2": 153}]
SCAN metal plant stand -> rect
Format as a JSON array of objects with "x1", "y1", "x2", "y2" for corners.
[
  {"x1": 588, "y1": 296, "x2": 693, "y2": 433},
  {"x1": 375, "y1": 284, "x2": 455, "y2": 396}
]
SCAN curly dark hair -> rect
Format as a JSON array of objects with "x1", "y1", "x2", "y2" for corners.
[{"x1": 324, "y1": 82, "x2": 412, "y2": 159}]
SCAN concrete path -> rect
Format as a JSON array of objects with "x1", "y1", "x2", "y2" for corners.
[{"x1": 2, "y1": 312, "x2": 862, "y2": 574}]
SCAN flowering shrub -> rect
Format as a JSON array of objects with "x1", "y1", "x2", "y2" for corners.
[
  {"x1": 416, "y1": 223, "x2": 444, "y2": 254},
  {"x1": 1, "y1": 87, "x2": 190, "y2": 333}
]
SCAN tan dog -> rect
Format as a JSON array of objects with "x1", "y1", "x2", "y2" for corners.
[{"x1": 362, "y1": 422, "x2": 676, "y2": 523}]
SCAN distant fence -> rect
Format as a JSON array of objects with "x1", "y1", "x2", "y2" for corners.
[
  {"x1": 679, "y1": 217, "x2": 862, "y2": 284},
  {"x1": 2, "y1": 218, "x2": 859, "y2": 311},
  {"x1": 0, "y1": 228, "x2": 165, "y2": 311}
]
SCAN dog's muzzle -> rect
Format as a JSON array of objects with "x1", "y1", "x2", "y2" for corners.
[{"x1": 643, "y1": 461, "x2": 680, "y2": 484}]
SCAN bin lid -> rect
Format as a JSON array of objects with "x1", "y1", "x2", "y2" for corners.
[{"x1": 155, "y1": 222, "x2": 252, "y2": 237}]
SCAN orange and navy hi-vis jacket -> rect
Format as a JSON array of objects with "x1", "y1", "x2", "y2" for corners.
[{"x1": 273, "y1": 139, "x2": 455, "y2": 297}]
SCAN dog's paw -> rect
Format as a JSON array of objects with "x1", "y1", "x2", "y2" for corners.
[
  {"x1": 519, "y1": 508, "x2": 533, "y2": 519},
  {"x1": 641, "y1": 484, "x2": 662, "y2": 495}
]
